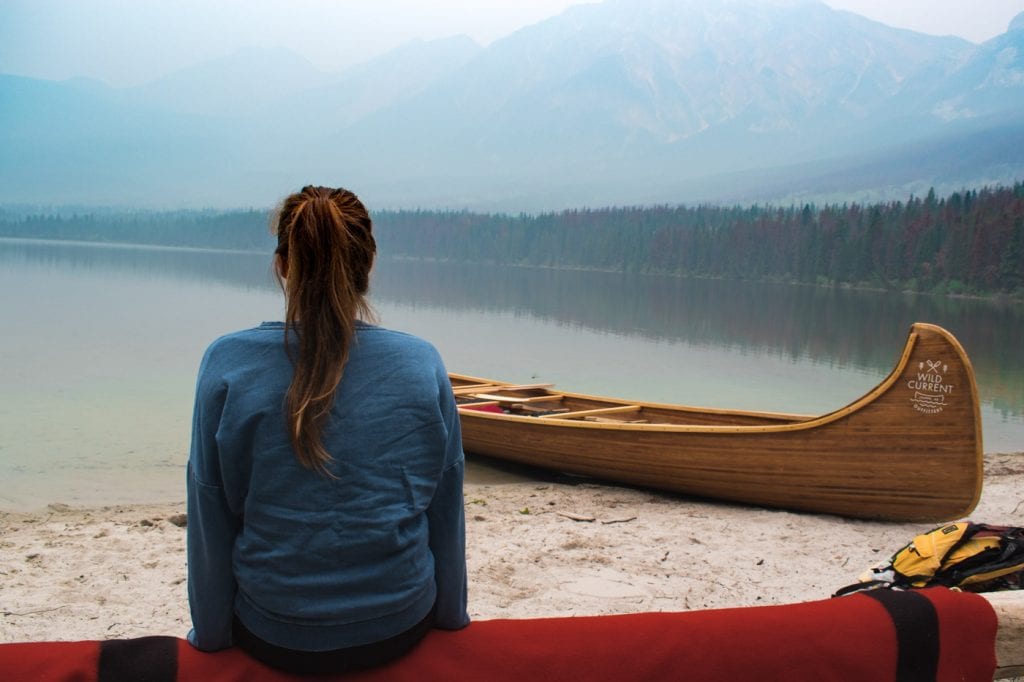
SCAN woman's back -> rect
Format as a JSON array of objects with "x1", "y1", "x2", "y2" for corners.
[{"x1": 186, "y1": 187, "x2": 468, "y2": 671}]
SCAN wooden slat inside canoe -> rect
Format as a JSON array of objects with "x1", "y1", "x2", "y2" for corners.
[
  {"x1": 539, "y1": 405, "x2": 641, "y2": 420},
  {"x1": 583, "y1": 416, "x2": 650, "y2": 424},
  {"x1": 468, "y1": 393, "x2": 565, "y2": 404},
  {"x1": 452, "y1": 384, "x2": 503, "y2": 395},
  {"x1": 453, "y1": 382, "x2": 555, "y2": 396}
]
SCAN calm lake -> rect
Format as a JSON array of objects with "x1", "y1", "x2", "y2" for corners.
[{"x1": 1, "y1": 237, "x2": 1022, "y2": 511}]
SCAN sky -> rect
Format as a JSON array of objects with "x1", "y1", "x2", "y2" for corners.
[{"x1": 1, "y1": 0, "x2": 1023, "y2": 86}]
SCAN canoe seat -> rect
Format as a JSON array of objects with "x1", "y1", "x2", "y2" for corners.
[{"x1": 510, "y1": 404, "x2": 570, "y2": 416}]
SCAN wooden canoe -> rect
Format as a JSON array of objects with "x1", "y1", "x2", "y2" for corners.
[{"x1": 451, "y1": 322, "x2": 983, "y2": 521}]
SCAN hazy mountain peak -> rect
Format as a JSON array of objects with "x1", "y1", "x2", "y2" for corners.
[
  {"x1": 59, "y1": 76, "x2": 113, "y2": 94},
  {"x1": 151, "y1": 45, "x2": 324, "y2": 85},
  {"x1": 604, "y1": 0, "x2": 818, "y2": 8},
  {"x1": 123, "y1": 45, "x2": 331, "y2": 117},
  {"x1": 1010, "y1": 11, "x2": 1024, "y2": 33},
  {"x1": 233, "y1": 33, "x2": 485, "y2": 140},
  {"x1": 343, "y1": 34, "x2": 480, "y2": 77},
  {"x1": 446, "y1": 0, "x2": 968, "y2": 146}
]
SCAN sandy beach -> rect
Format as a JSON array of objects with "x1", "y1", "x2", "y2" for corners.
[{"x1": 2, "y1": 452, "x2": 1022, "y2": 644}]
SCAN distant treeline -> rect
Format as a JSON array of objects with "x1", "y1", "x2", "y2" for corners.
[
  {"x1": 0, "y1": 208, "x2": 274, "y2": 252},
  {"x1": 2, "y1": 184, "x2": 1022, "y2": 297}
]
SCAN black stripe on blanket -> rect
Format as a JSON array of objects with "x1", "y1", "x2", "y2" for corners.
[
  {"x1": 863, "y1": 589, "x2": 940, "y2": 682},
  {"x1": 98, "y1": 635, "x2": 178, "y2": 682}
]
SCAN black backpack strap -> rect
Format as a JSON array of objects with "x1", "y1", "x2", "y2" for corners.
[
  {"x1": 934, "y1": 523, "x2": 983, "y2": 566},
  {"x1": 863, "y1": 589, "x2": 939, "y2": 682},
  {"x1": 832, "y1": 579, "x2": 891, "y2": 597}
]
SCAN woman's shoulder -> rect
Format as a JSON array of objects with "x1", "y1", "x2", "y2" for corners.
[
  {"x1": 199, "y1": 322, "x2": 285, "y2": 368},
  {"x1": 355, "y1": 322, "x2": 440, "y2": 356},
  {"x1": 354, "y1": 323, "x2": 450, "y2": 385}
]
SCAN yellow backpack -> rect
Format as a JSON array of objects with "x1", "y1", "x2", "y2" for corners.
[{"x1": 835, "y1": 522, "x2": 1024, "y2": 596}]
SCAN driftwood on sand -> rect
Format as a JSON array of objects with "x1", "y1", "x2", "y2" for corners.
[{"x1": 986, "y1": 591, "x2": 1024, "y2": 679}]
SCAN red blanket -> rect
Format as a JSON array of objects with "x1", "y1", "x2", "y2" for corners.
[{"x1": 0, "y1": 588, "x2": 996, "y2": 682}]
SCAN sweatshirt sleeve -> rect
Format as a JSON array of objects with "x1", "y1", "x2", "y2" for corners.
[
  {"x1": 426, "y1": 377, "x2": 470, "y2": 630},
  {"x1": 186, "y1": 354, "x2": 241, "y2": 651}
]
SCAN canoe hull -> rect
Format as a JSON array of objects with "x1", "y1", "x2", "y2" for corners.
[{"x1": 454, "y1": 323, "x2": 983, "y2": 521}]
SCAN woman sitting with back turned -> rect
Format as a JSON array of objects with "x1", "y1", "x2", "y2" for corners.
[{"x1": 186, "y1": 185, "x2": 469, "y2": 674}]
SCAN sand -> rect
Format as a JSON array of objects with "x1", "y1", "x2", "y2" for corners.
[{"x1": 2, "y1": 453, "x2": 1022, "y2": 644}]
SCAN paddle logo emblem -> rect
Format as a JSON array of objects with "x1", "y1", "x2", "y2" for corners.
[{"x1": 907, "y1": 360, "x2": 953, "y2": 414}]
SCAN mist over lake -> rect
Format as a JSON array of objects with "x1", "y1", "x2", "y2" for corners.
[{"x1": 3, "y1": 0, "x2": 1024, "y2": 210}]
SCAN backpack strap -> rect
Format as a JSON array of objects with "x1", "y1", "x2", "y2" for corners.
[
  {"x1": 832, "y1": 579, "x2": 892, "y2": 598},
  {"x1": 933, "y1": 522, "x2": 983, "y2": 567}
]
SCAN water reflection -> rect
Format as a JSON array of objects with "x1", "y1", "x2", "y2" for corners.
[
  {"x1": 3, "y1": 237, "x2": 1022, "y2": 428},
  {"x1": 372, "y1": 260, "x2": 1021, "y2": 369},
  {"x1": 370, "y1": 260, "x2": 1024, "y2": 422}
]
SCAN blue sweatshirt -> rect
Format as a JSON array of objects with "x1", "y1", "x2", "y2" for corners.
[{"x1": 186, "y1": 321, "x2": 469, "y2": 652}]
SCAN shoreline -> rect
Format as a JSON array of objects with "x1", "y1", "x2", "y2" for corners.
[{"x1": 2, "y1": 452, "x2": 1022, "y2": 643}]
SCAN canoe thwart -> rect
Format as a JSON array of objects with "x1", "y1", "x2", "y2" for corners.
[
  {"x1": 453, "y1": 382, "x2": 555, "y2": 396},
  {"x1": 539, "y1": 405, "x2": 642, "y2": 420},
  {"x1": 467, "y1": 393, "x2": 564, "y2": 404}
]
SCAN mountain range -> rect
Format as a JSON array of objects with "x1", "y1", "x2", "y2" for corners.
[{"x1": 2, "y1": 0, "x2": 1023, "y2": 211}]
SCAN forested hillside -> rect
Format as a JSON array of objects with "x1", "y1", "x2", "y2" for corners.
[
  {"x1": 377, "y1": 184, "x2": 1024, "y2": 297},
  {"x1": 2, "y1": 184, "x2": 1022, "y2": 297}
]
